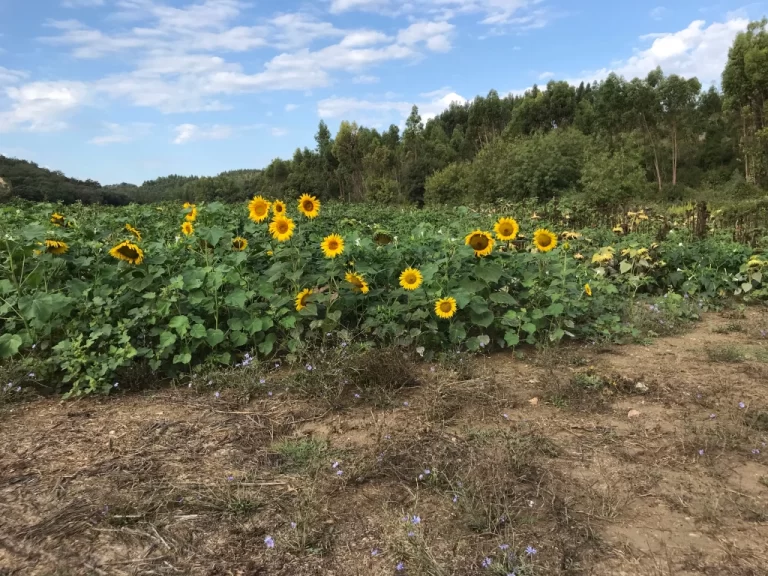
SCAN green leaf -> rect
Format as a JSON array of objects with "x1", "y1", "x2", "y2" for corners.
[
  {"x1": 449, "y1": 321, "x2": 466, "y2": 343},
  {"x1": 619, "y1": 261, "x2": 633, "y2": 274},
  {"x1": 228, "y1": 317, "x2": 244, "y2": 331},
  {"x1": 280, "y1": 315, "x2": 297, "y2": 329},
  {"x1": 0, "y1": 279, "x2": 14, "y2": 295},
  {"x1": 230, "y1": 331, "x2": 248, "y2": 346},
  {"x1": 173, "y1": 352, "x2": 192, "y2": 365},
  {"x1": 201, "y1": 226, "x2": 226, "y2": 247},
  {"x1": 421, "y1": 263, "x2": 439, "y2": 282},
  {"x1": 741, "y1": 282, "x2": 753, "y2": 293},
  {"x1": 504, "y1": 331, "x2": 520, "y2": 347},
  {"x1": 522, "y1": 322, "x2": 537, "y2": 334},
  {"x1": 459, "y1": 279, "x2": 485, "y2": 293},
  {"x1": 159, "y1": 331, "x2": 177, "y2": 349},
  {"x1": 549, "y1": 328, "x2": 565, "y2": 342},
  {"x1": 169, "y1": 315, "x2": 190, "y2": 336},
  {"x1": 190, "y1": 324, "x2": 207, "y2": 339},
  {"x1": 475, "y1": 263, "x2": 502, "y2": 283},
  {"x1": 225, "y1": 289, "x2": 248, "y2": 309},
  {"x1": 258, "y1": 333, "x2": 277, "y2": 356},
  {"x1": 544, "y1": 303, "x2": 564, "y2": 316},
  {"x1": 299, "y1": 303, "x2": 318, "y2": 317},
  {"x1": 206, "y1": 329, "x2": 225, "y2": 347},
  {"x1": 465, "y1": 337, "x2": 481, "y2": 351},
  {"x1": 0, "y1": 333, "x2": 22, "y2": 358},
  {"x1": 489, "y1": 291, "x2": 516, "y2": 305},
  {"x1": 470, "y1": 306, "x2": 494, "y2": 328},
  {"x1": 244, "y1": 317, "x2": 263, "y2": 334}
]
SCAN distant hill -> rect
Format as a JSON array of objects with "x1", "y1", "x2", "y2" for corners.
[{"x1": 0, "y1": 156, "x2": 131, "y2": 205}]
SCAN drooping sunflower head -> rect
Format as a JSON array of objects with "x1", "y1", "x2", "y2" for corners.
[
  {"x1": 50, "y1": 213, "x2": 66, "y2": 227},
  {"x1": 185, "y1": 206, "x2": 198, "y2": 222},
  {"x1": 273, "y1": 200, "x2": 286, "y2": 216},
  {"x1": 298, "y1": 194, "x2": 320, "y2": 219},
  {"x1": 321, "y1": 234, "x2": 344, "y2": 258},
  {"x1": 181, "y1": 221, "x2": 194, "y2": 236},
  {"x1": 561, "y1": 231, "x2": 582, "y2": 240},
  {"x1": 248, "y1": 196, "x2": 271, "y2": 223},
  {"x1": 533, "y1": 229, "x2": 557, "y2": 253},
  {"x1": 345, "y1": 271, "x2": 370, "y2": 294},
  {"x1": 494, "y1": 217, "x2": 519, "y2": 241},
  {"x1": 584, "y1": 284, "x2": 592, "y2": 297},
  {"x1": 399, "y1": 267, "x2": 423, "y2": 291},
  {"x1": 295, "y1": 288, "x2": 313, "y2": 311},
  {"x1": 465, "y1": 230, "x2": 495, "y2": 257},
  {"x1": 269, "y1": 216, "x2": 295, "y2": 242},
  {"x1": 435, "y1": 297, "x2": 457, "y2": 319},
  {"x1": 232, "y1": 236, "x2": 248, "y2": 251},
  {"x1": 125, "y1": 224, "x2": 142, "y2": 241},
  {"x1": 109, "y1": 241, "x2": 144, "y2": 265},
  {"x1": 44, "y1": 239, "x2": 69, "y2": 255},
  {"x1": 373, "y1": 231, "x2": 393, "y2": 246}
]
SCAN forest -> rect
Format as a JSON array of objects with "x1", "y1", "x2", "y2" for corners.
[{"x1": 1, "y1": 18, "x2": 767, "y2": 209}]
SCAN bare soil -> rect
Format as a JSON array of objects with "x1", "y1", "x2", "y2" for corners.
[{"x1": 1, "y1": 309, "x2": 767, "y2": 576}]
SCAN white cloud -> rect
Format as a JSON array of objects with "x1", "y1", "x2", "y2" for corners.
[
  {"x1": 89, "y1": 122, "x2": 153, "y2": 145},
  {"x1": 0, "y1": 67, "x2": 27, "y2": 84},
  {"x1": 538, "y1": 71, "x2": 554, "y2": 80},
  {"x1": 285, "y1": 103, "x2": 299, "y2": 111},
  {"x1": 173, "y1": 123, "x2": 233, "y2": 144},
  {"x1": 353, "y1": 74, "x2": 380, "y2": 84},
  {"x1": 397, "y1": 20, "x2": 454, "y2": 52},
  {"x1": 650, "y1": 6, "x2": 666, "y2": 21},
  {"x1": 340, "y1": 29, "x2": 392, "y2": 47},
  {"x1": 0, "y1": 81, "x2": 88, "y2": 132},
  {"x1": 330, "y1": 0, "x2": 389, "y2": 14},
  {"x1": 62, "y1": 0, "x2": 104, "y2": 7},
  {"x1": 271, "y1": 127, "x2": 288, "y2": 136},
  {"x1": 567, "y1": 18, "x2": 748, "y2": 86}
]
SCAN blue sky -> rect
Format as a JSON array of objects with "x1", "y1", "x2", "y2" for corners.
[{"x1": 0, "y1": 0, "x2": 763, "y2": 184}]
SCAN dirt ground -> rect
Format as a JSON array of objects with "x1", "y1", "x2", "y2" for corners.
[{"x1": 1, "y1": 309, "x2": 768, "y2": 576}]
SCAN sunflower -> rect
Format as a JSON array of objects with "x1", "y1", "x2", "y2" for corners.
[
  {"x1": 584, "y1": 284, "x2": 592, "y2": 297},
  {"x1": 50, "y1": 213, "x2": 65, "y2": 227},
  {"x1": 232, "y1": 236, "x2": 248, "y2": 251},
  {"x1": 298, "y1": 194, "x2": 320, "y2": 219},
  {"x1": 269, "y1": 216, "x2": 295, "y2": 242},
  {"x1": 533, "y1": 229, "x2": 557, "y2": 253},
  {"x1": 345, "y1": 271, "x2": 370, "y2": 294},
  {"x1": 272, "y1": 200, "x2": 287, "y2": 216},
  {"x1": 573, "y1": 253, "x2": 585, "y2": 260},
  {"x1": 465, "y1": 230, "x2": 495, "y2": 257},
  {"x1": 248, "y1": 196, "x2": 271, "y2": 223},
  {"x1": 374, "y1": 231, "x2": 393, "y2": 246},
  {"x1": 434, "y1": 297, "x2": 457, "y2": 319},
  {"x1": 182, "y1": 202, "x2": 194, "y2": 209},
  {"x1": 321, "y1": 234, "x2": 344, "y2": 258},
  {"x1": 125, "y1": 224, "x2": 142, "y2": 241},
  {"x1": 612, "y1": 225, "x2": 624, "y2": 235},
  {"x1": 185, "y1": 206, "x2": 198, "y2": 222},
  {"x1": 561, "y1": 231, "x2": 582, "y2": 240},
  {"x1": 109, "y1": 241, "x2": 144, "y2": 265},
  {"x1": 44, "y1": 239, "x2": 68, "y2": 255},
  {"x1": 494, "y1": 217, "x2": 519, "y2": 241},
  {"x1": 181, "y1": 221, "x2": 194, "y2": 236},
  {"x1": 399, "y1": 267, "x2": 423, "y2": 291},
  {"x1": 591, "y1": 247, "x2": 615, "y2": 264},
  {"x1": 295, "y1": 288, "x2": 312, "y2": 311}
]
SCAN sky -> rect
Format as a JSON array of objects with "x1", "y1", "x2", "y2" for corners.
[{"x1": 0, "y1": 0, "x2": 764, "y2": 185}]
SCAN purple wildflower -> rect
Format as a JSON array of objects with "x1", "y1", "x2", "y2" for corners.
[
  {"x1": 332, "y1": 461, "x2": 340, "y2": 469},
  {"x1": 371, "y1": 548, "x2": 380, "y2": 556},
  {"x1": 424, "y1": 469, "x2": 430, "y2": 475},
  {"x1": 753, "y1": 449, "x2": 761, "y2": 455},
  {"x1": 264, "y1": 536, "x2": 275, "y2": 549},
  {"x1": 502, "y1": 413, "x2": 509, "y2": 420},
  {"x1": 354, "y1": 393, "x2": 361, "y2": 399},
  {"x1": 403, "y1": 401, "x2": 409, "y2": 407},
  {"x1": 227, "y1": 475, "x2": 234, "y2": 481},
  {"x1": 336, "y1": 470, "x2": 343, "y2": 476},
  {"x1": 290, "y1": 522, "x2": 297, "y2": 529},
  {"x1": 499, "y1": 544, "x2": 509, "y2": 551},
  {"x1": 453, "y1": 495, "x2": 458, "y2": 503},
  {"x1": 481, "y1": 557, "x2": 492, "y2": 568},
  {"x1": 525, "y1": 545, "x2": 537, "y2": 556},
  {"x1": 396, "y1": 561, "x2": 405, "y2": 571},
  {"x1": 260, "y1": 378, "x2": 266, "y2": 384},
  {"x1": 698, "y1": 449, "x2": 704, "y2": 456},
  {"x1": 306, "y1": 364, "x2": 313, "y2": 371},
  {"x1": 214, "y1": 391, "x2": 220, "y2": 398},
  {"x1": 407, "y1": 531, "x2": 415, "y2": 538},
  {"x1": 710, "y1": 414, "x2": 716, "y2": 419},
  {"x1": 739, "y1": 402, "x2": 746, "y2": 409},
  {"x1": 411, "y1": 515, "x2": 421, "y2": 525},
  {"x1": 268, "y1": 391, "x2": 273, "y2": 396}
]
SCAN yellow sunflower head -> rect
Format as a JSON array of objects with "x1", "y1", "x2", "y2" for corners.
[
  {"x1": 273, "y1": 200, "x2": 287, "y2": 216},
  {"x1": 465, "y1": 230, "x2": 495, "y2": 257},
  {"x1": 494, "y1": 217, "x2": 519, "y2": 241},
  {"x1": 345, "y1": 271, "x2": 370, "y2": 294},
  {"x1": 533, "y1": 229, "x2": 557, "y2": 253},
  {"x1": 50, "y1": 213, "x2": 66, "y2": 226},
  {"x1": 125, "y1": 224, "x2": 142, "y2": 241},
  {"x1": 295, "y1": 288, "x2": 313, "y2": 311},
  {"x1": 321, "y1": 234, "x2": 344, "y2": 258},
  {"x1": 185, "y1": 206, "x2": 198, "y2": 222},
  {"x1": 435, "y1": 297, "x2": 457, "y2": 319},
  {"x1": 182, "y1": 202, "x2": 194, "y2": 209},
  {"x1": 109, "y1": 241, "x2": 144, "y2": 265},
  {"x1": 181, "y1": 221, "x2": 194, "y2": 236},
  {"x1": 232, "y1": 236, "x2": 248, "y2": 251},
  {"x1": 44, "y1": 239, "x2": 69, "y2": 255},
  {"x1": 585, "y1": 284, "x2": 592, "y2": 297},
  {"x1": 298, "y1": 193, "x2": 320, "y2": 219},
  {"x1": 248, "y1": 196, "x2": 271, "y2": 223},
  {"x1": 399, "y1": 267, "x2": 423, "y2": 291},
  {"x1": 268, "y1": 216, "x2": 295, "y2": 242}
]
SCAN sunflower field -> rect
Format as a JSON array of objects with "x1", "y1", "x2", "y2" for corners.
[{"x1": 0, "y1": 197, "x2": 764, "y2": 396}]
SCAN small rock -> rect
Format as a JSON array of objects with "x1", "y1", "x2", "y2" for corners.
[
  {"x1": 528, "y1": 397, "x2": 539, "y2": 406},
  {"x1": 635, "y1": 382, "x2": 649, "y2": 393},
  {"x1": 628, "y1": 409, "x2": 641, "y2": 419}
]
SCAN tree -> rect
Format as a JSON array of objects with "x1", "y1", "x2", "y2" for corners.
[{"x1": 659, "y1": 74, "x2": 701, "y2": 186}]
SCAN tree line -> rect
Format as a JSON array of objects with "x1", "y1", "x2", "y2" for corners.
[{"x1": 2, "y1": 18, "x2": 766, "y2": 208}]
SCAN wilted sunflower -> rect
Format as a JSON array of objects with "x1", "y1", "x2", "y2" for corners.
[
  {"x1": 612, "y1": 225, "x2": 624, "y2": 235},
  {"x1": 434, "y1": 297, "x2": 457, "y2": 319},
  {"x1": 298, "y1": 194, "x2": 320, "y2": 219},
  {"x1": 345, "y1": 271, "x2": 370, "y2": 294},
  {"x1": 321, "y1": 234, "x2": 344, "y2": 258},
  {"x1": 494, "y1": 217, "x2": 519, "y2": 241},
  {"x1": 584, "y1": 284, "x2": 592, "y2": 297},
  {"x1": 109, "y1": 241, "x2": 144, "y2": 265},
  {"x1": 232, "y1": 236, "x2": 248, "y2": 251},
  {"x1": 50, "y1": 213, "x2": 65, "y2": 227},
  {"x1": 181, "y1": 221, "x2": 194, "y2": 236},
  {"x1": 269, "y1": 216, "x2": 295, "y2": 242},
  {"x1": 592, "y1": 247, "x2": 615, "y2": 265},
  {"x1": 272, "y1": 200, "x2": 287, "y2": 216},
  {"x1": 295, "y1": 288, "x2": 312, "y2": 311},
  {"x1": 125, "y1": 224, "x2": 142, "y2": 241},
  {"x1": 561, "y1": 231, "x2": 582, "y2": 240},
  {"x1": 373, "y1": 231, "x2": 393, "y2": 246},
  {"x1": 533, "y1": 229, "x2": 557, "y2": 253},
  {"x1": 465, "y1": 230, "x2": 494, "y2": 257},
  {"x1": 44, "y1": 239, "x2": 68, "y2": 255},
  {"x1": 399, "y1": 267, "x2": 423, "y2": 291},
  {"x1": 248, "y1": 196, "x2": 271, "y2": 223}
]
